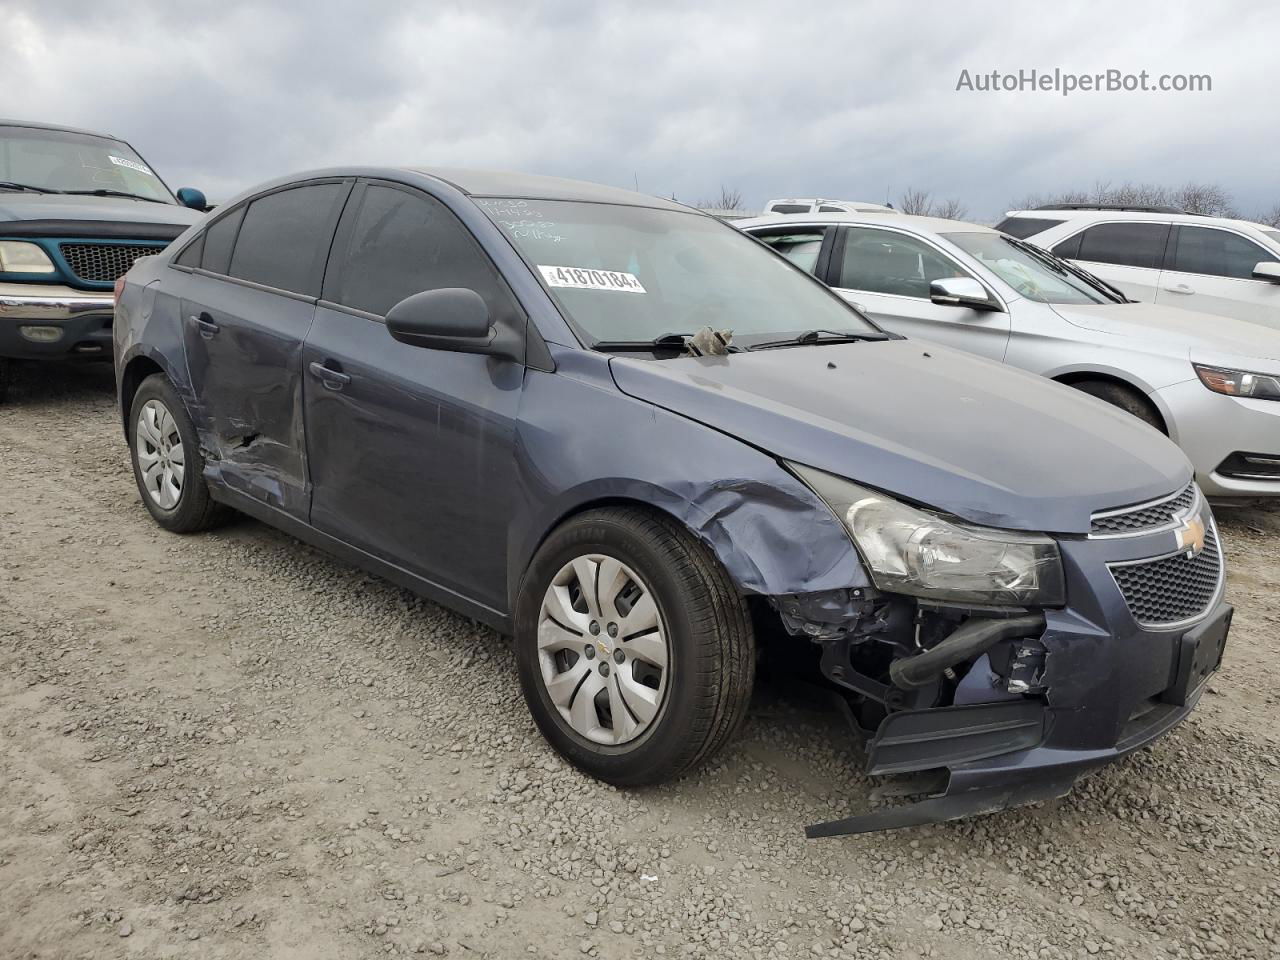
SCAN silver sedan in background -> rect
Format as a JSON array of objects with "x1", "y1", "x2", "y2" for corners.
[{"x1": 736, "y1": 212, "x2": 1280, "y2": 501}]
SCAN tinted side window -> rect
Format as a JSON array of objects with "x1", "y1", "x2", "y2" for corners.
[
  {"x1": 995, "y1": 216, "x2": 1064, "y2": 239},
  {"x1": 836, "y1": 226, "x2": 974, "y2": 297},
  {"x1": 1075, "y1": 222, "x2": 1170, "y2": 270},
  {"x1": 334, "y1": 184, "x2": 521, "y2": 321},
  {"x1": 228, "y1": 183, "x2": 346, "y2": 296},
  {"x1": 769, "y1": 203, "x2": 810, "y2": 214},
  {"x1": 818, "y1": 205, "x2": 846, "y2": 213},
  {"x1": 751, "y1": 228, "x2": 826, "y2": 274},
  {"x1": 201, "y1": 206, "x2": 244, "y2": 275},
  {"x1": 1051, "y1": 232, "x2": 1083, "y2": 259},
  {"x1": 174, "y1": 232, "x2": 204, "y2": 267},
  {"x1": 1171, "y1": 226, "x2": 1272, "y2": 280}
]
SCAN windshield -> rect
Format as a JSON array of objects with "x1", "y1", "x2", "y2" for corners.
[
  {"x1": 477, "y1": 198, "x2": 879, "y2": 344},
  {"x1": 1264, "y1": 230, "x2": 1280, "y2": 248},
  {"x1": 0, "y1": 125, "x2": 174, "y2": 203},
  {"x1": 943, "y1": 231, "x2": 1116, "y2": 304}
]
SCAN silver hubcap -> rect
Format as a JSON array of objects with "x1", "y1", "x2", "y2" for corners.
[
  {"x1": 135, "y1": 399, "x2": 185, "y2": 510},
  {"x1": 537, "y1": 554, "x2": 670, "y2": 746}
]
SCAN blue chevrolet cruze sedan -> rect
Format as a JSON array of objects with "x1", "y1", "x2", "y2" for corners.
[{"x1": 113, "y1": 167, "x2": 1230, "y2": 835}]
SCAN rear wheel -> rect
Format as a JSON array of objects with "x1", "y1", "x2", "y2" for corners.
[
  {"x1": 0, "y1": 358, "x2": 11, "y2": 403},
  {"x1": 1070, "y1": 380, "x2": 1165, "y2": 432},
  {"x1": 128, "y1": 374, "x2": 228, "y2": 532},
  {"x1": 515, "y1": 507, "x2": 755, "y2": 786}
]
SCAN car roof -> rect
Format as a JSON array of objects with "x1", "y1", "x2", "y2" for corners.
[
  {"x1": 0, "y1": 117, "x2": 118, "y2": 140},
  {"x1": 1004, "y1": 208, "x2": 1274, "y2": 233},
  {"x1": 406, "y1": 166, "x2": 690, "y2": 211},
  {"x1": 735, "y1": 211, "x2": 999, "y2": 235}
]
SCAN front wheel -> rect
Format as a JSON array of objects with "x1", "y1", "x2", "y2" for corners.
[{"x1": 515, "y1": 507, "x2": 755, "y2": 786}]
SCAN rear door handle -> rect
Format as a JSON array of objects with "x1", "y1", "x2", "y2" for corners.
[
  {"x1": 1165, "y1": 283, "x2": 1195, "y2": 295},
  {"x1": 192, "y1": 314, "x2": 220, "y2": 338},
  {"x1": 308, "y1": 360, "x2": 351, "y2": 391}
]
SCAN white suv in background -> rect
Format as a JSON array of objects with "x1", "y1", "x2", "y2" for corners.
[
  {"x1": 998, "y1": 205, "x2": 1280, "y2": 329},
  {"x1": 764, "y1": 198, "x2": 894, "y2": 215}
]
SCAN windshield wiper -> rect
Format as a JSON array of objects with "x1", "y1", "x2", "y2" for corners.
[
  {"x1": 747, "y1": 329, "x2": 887, "y2": 351},
  {"x1": 1005, "y1": 236, "x2": 1130, "y2": 303},
  {"x1": 0, "y1": 181, "x2": 57, "y2": 194},
  {"x1": 59, "y1": 188, "x2": 168, "y2": 204},
  {"x1": 591, "y1": 332, "x2": 704, "y2": 353}
]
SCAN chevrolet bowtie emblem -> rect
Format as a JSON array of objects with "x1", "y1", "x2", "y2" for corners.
[{"x1": 1175, "y1": 512, "x2": 1207, "y2": 557}]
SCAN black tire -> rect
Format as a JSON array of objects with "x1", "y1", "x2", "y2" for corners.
[
  {"x1": 1071, "y1": 380, "x2": 1165, "y2": 432},
  {"x1": 128, "y1": 374, "x2": 228, "y2": 533},
  {"x1": 0, "y1": 358, "x2": 11, "y2": 403},
  {"x1": 515, "y1": 507, "x2": 755, "y2": 786}
]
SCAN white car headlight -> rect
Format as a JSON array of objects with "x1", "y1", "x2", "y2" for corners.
[
  {"x1": 0, "y1": 240, "x2": 56, "y2": 274},
  {"x1": 791, "y1": 463, "x2": 1065, "y2": 606},
  {"x1": 1194, "y1": 363, "x2": 1280, "y2": 402}
]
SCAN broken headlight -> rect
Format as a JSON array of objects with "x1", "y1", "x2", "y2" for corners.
[{"x1": 791, "y1": 464, "x2": 1065, "y2": 606}]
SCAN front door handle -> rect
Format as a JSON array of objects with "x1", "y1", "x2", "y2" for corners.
[
  {"x1": 192, "y1": 314, "x2": 220, "y2": 338},
  {"x1": 1165, "y1": 283, "x2": 1195, "y2": 295},
  {"x1": 309, "y1": 360, "x2": 351, "y2": 391}
]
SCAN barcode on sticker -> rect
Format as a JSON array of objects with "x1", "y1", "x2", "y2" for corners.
[
  {"x1": 538, "y1": 265, "x2": 646, "y2": 293},
  {"x1": 109, "y1": 156, "x2": 154, "y2": 176}
]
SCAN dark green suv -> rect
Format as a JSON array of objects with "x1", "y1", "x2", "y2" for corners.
[{"x1": 0, "y1": 119, "x2": 206, "y2": 399}]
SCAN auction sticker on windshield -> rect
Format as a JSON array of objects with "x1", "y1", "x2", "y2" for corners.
[
  {"x1": 538, "y1": 265, "x2": 646, "y2": 293},
  {"x1": 109, "y1": 156, "x2": 154, "y2": 176}
]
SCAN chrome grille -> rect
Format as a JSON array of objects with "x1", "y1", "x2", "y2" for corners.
[
  {"x1": 59, "y1": 243, "x2": 160, "y2": 283},
  {"x1": 1091, "y1": 482, "x2": 1196, "y2": 536},
  {"x1": 1110, "y1": 524, "x2": 1223, "y2": 627}
]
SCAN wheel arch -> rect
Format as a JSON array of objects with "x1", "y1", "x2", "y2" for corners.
[
  {"x1": 509, "y1": 480, "x2": 870, "y2": 615},
  {"x1": 118, "y1": 345, "x2": 190, "y2": 438},
  {"x1": 1050, "y1": 369, "x2": 1170, "y2": 434}
]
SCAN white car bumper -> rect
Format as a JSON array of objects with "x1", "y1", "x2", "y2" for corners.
[{"x1": 1156, "y1": 378, "x2": 1280, "y2": 498}]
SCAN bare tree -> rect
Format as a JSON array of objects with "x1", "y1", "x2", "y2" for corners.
[
  {"x1": 897, "y1": 188, "x2": 968, "y2": 220},
  {"x1": 1013, "y1": 180, "x2": 1240, "y2": 216},
  {"x1": 1170, "y1": 182, "x2": 1237, "y2": 217},
  {"x1": 897, "y1": 187, "x2": 934, "y2": 216},
  {"x1": 932, "y1": 197, "x2": 969, "y2": 221},
  {"x1": 1253, "y1": 204, "x2": 1280, "y2": 228},
  {"x1": 695, "y1": 185, "x2": 745, "y2": 212}
]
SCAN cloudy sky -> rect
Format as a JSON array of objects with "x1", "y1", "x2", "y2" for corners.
[{"x1": 4, "y1": 0, "x2": 1275, "y2": 221}]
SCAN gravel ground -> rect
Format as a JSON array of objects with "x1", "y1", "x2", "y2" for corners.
[{"x1": 2, "y1": 362, "x2": 1278, "y2": 960}]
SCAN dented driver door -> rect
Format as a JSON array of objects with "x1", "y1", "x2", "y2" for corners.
[{"x1": 180, "y1": 275, "x2": 318, "y2": 519}]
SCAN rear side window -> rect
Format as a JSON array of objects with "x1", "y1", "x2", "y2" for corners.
[
  {"x1": 201, "y1": 206, "x2": 244, "y2": 275},
  {"x1": 228, "y1": 183, "x2": 347, "y2": 296},
  {"x1": 1073, "y1": 222, "x2": 1170, "y2": 270},
  {"x1": 173, "y1": 232, "x2": 204, "y2": 268},
  {"x1": 1170, "y1": 226, "x2": 1273, "y2": 280},
  {"x1": 333, "y1": 184, "x2": 520, "y2": 321},
  {"x1": 836, "y1": 226, "x2": 975, "y2": 297},
  {"x1": 818, "y1": 205, "x2": 846, "y2": 213},
  {"x1": 768, "y1": 203, "x2": 810, "y2": 214},
  {"x1": 750, "y1": 227, "x2": 826, "y2": 274},
  {"x1": 995, "y1": 216, "x2": 1064, "y2": 239}
]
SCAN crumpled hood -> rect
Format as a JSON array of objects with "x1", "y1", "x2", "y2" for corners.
[
  {"x1": 1052, "y1": 301, "x2": 1280, "y2": 374},
  {"x1": 0, "y1": 192, "x2": 200, "y2": 229},
  {"x1": 610, "y1": 339, "x2": 1190, "y2": 534}
]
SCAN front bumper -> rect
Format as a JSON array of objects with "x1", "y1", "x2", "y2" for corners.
[
  {"x1": 806, "y1": 513, "x2": 1231, "y2": 836},
  {"x1": 0, "y1": 283, "x2": 115, "y2": 359},
  {"x1": 1157, "y1": 378, "x2": 1280, "y2": 498}
]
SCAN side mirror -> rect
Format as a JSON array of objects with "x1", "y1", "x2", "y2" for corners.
[
  {"x1": 1252, "y1": 261, "x2": 1280, "y2": 283},
  {"x1": 930, "y1": 277, "x2": 998, "y2": 310},
  {"x1": 386, "y1": 288, "x2": 521, "y2": 361},
  {"x1": 176, "y1": 187, "x2": 208, "y2": 211}
]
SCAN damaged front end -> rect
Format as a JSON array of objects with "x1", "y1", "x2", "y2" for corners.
[{"x1": 775, "y1": 469, "x2": 1231, "y2": 837}]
